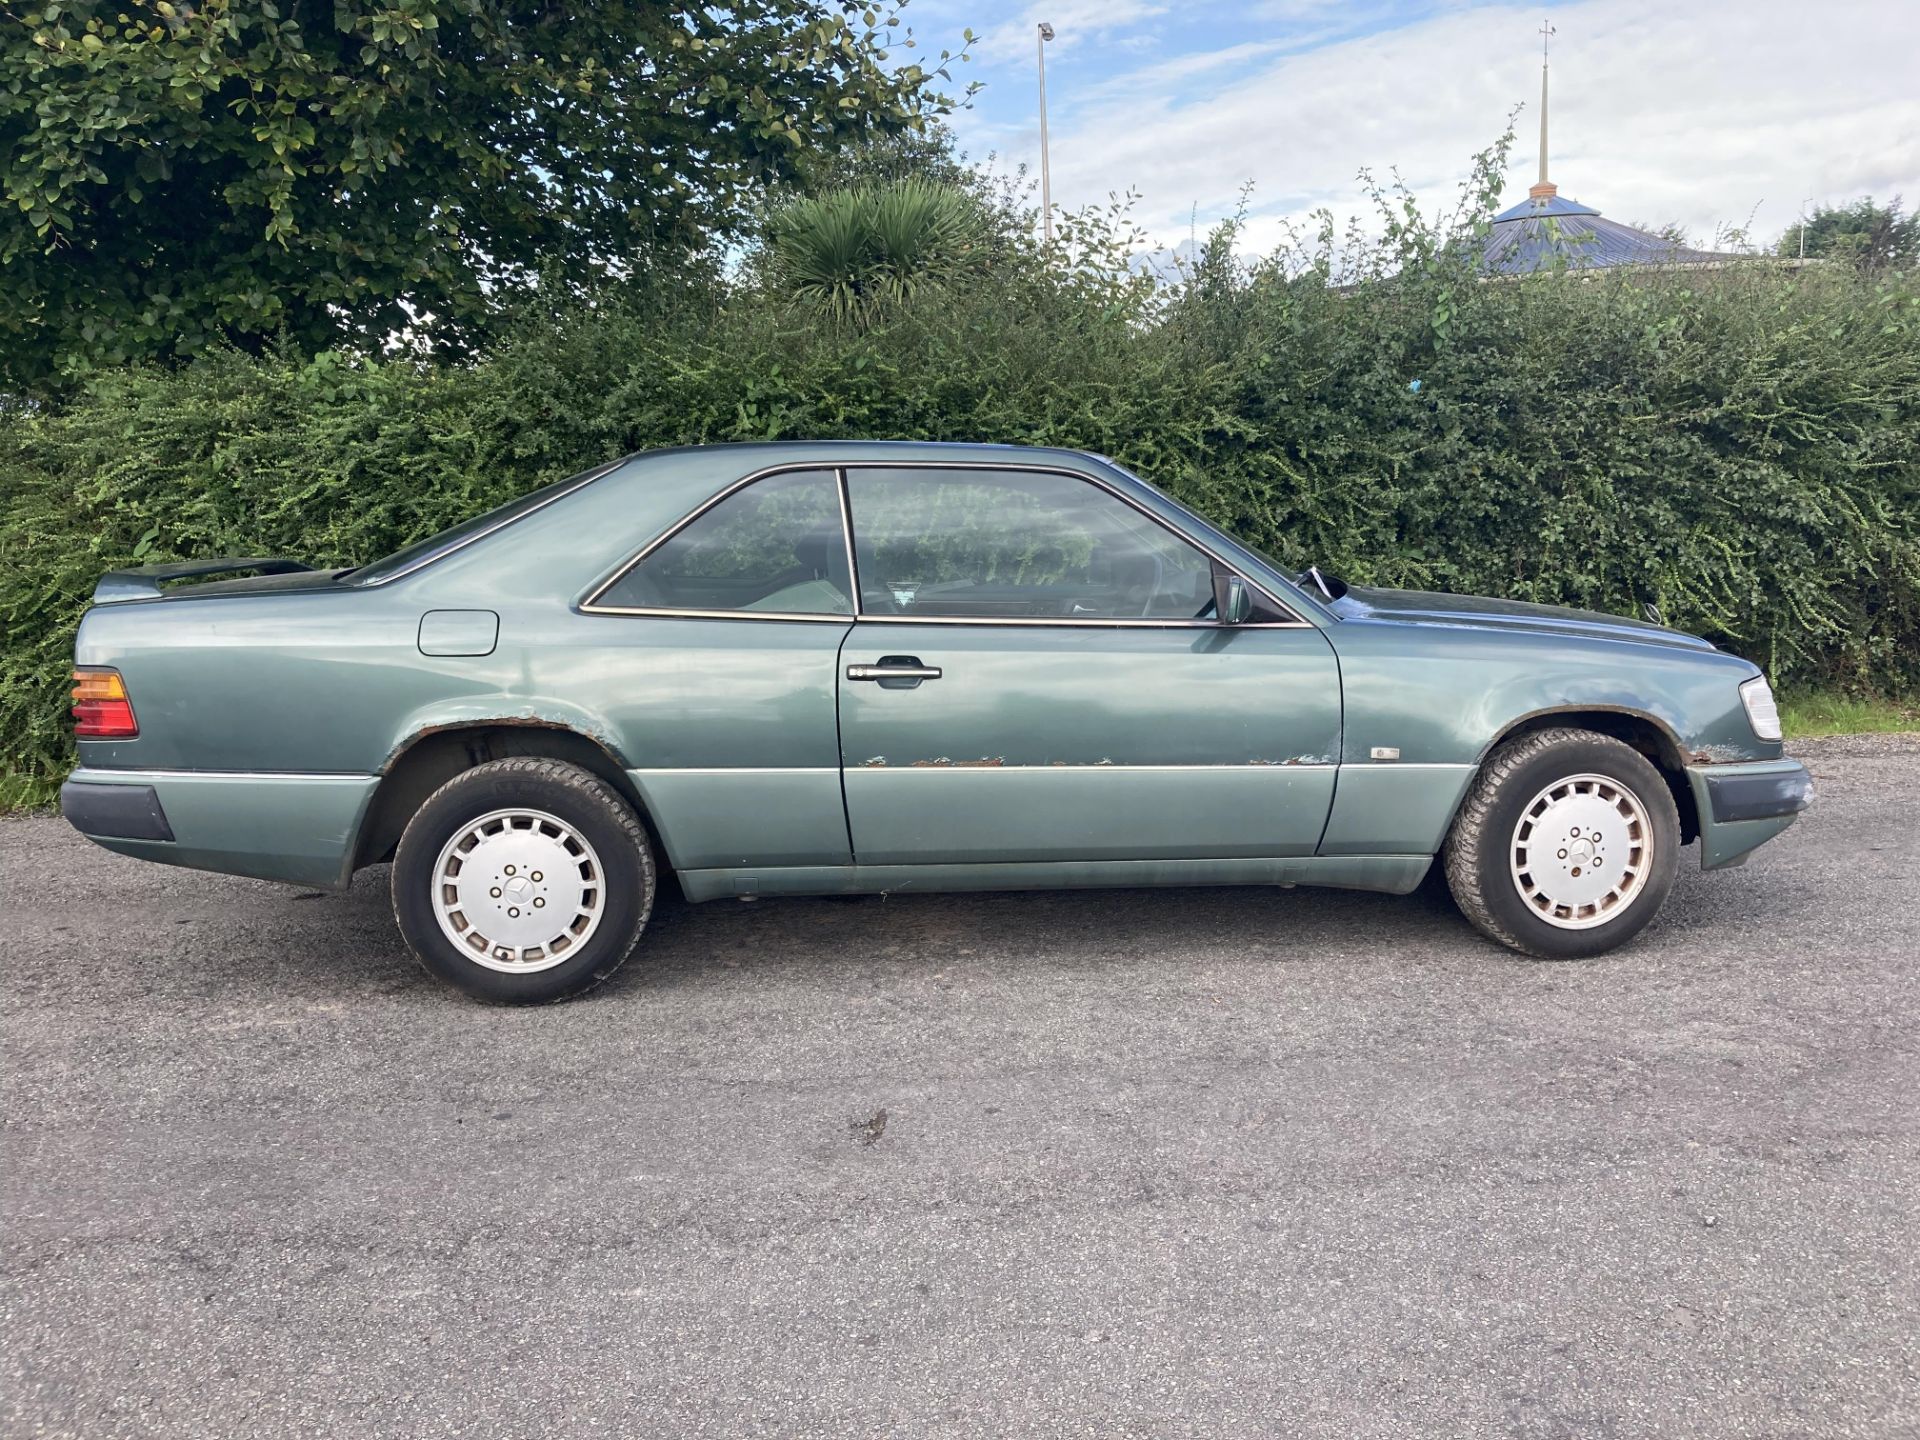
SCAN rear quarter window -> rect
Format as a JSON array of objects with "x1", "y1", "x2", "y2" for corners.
[{"x1": 346, "y1": 458, "x2": 625, "y2": 586}]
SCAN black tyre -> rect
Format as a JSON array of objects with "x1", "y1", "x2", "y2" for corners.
[
  {"x1": 392, "y1": 758, "x2": 655, "y2": 1003},
  {"x1": 1443, "y1": 727, "x2": 1681, "y2": 959}
]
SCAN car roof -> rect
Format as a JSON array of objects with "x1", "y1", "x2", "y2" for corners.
[{"x1": 609, "y1": 439, "x2": 1106, "y2": 467}]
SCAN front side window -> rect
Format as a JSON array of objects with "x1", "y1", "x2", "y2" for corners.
[
  {"x1": 845, "y1": 467, "x2": 1216, "y2": 621},
  {"x1": 597, "y1": 469, "x2": 853, "y2": 616}
]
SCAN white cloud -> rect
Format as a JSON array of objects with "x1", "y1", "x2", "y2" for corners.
[
  {"x1": 951, "y1": 0, "x2": 1920, "y2": 253},
  {"x1": 971, "y1": 0, "x2": 1166, "y2": 63}
]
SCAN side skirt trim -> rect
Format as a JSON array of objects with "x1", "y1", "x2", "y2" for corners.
[{"x1": 676, "y1": 854, "x2": 1432, "y2": 903}]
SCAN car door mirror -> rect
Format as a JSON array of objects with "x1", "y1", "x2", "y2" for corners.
[{"x1": 1213, "y1": 572, "x2": 1254, "y2": 625}]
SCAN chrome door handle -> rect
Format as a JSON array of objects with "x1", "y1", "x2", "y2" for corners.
[{"x1": 847, "y1": 663, "x2": 942, "y2": 681}]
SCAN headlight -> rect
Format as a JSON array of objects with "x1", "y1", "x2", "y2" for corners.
[{"x1": 1740, "y1": 675, "x2": 1782, "y2": 742}]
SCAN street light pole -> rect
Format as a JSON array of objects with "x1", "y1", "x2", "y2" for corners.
[{"x1": 1037, "y1": 22, "x2": 1055, "y2": 245}]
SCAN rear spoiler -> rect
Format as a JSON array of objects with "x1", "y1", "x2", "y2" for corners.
[{"x1": 92, "y1": 557, "x2": 313, "y2": 605}]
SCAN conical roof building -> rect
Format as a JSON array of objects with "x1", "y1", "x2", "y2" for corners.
[{"x1": 1479, "y1": 28, "x2": 1739, "y2": 275}]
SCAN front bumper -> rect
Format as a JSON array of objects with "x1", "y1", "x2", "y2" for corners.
[
  {"x1": 1685, "y1": 759, "x2": 1813, "y2": 870},
  {"x1": 61, "y1": 767, "x2": 379, "y2": 889}
]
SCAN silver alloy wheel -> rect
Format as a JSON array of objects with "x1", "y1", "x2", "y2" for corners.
[
  {"x1": 1509, "y1": 772, "x2": 1653, "y2": 930},
  {"x1": 430, "y1": 807, "x2": 606, "y2": 973}
]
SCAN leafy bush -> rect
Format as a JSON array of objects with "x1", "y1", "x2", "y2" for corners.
[
  {"x1": 764, "y1": 177, "x2": 995, "y2": 326},
  {"x1": 1776, "y1": 197, "x2": 1918, "y2": 273},
  {"x1": 3, "y1": 170, "x2": 1916, "y2": 803}
]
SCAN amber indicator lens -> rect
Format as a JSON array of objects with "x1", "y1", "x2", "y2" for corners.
[{"x1": 72, "y1": 668, "x2": 138, "y2": 738}]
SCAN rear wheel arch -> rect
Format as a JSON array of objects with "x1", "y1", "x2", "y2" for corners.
[{"x1": 353, "y1": 722, "x2": 663, "y2": 872}]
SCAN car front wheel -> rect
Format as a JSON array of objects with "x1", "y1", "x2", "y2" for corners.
[
  {"x1": 392, "y1": 758, "x2": 656, "y2": 1003},
  {"x1": 1443, "y1": 727, "x2": 1681, "y2": 959}
]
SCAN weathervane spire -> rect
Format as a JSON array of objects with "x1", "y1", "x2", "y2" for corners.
[{"x1": 1532, "y1": 19, "x2": 1557, "y2": 199}]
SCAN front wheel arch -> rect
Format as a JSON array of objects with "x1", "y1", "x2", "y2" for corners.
[{"x1": 1470, "y1": 706, "x2": 1698, "y2": 845}]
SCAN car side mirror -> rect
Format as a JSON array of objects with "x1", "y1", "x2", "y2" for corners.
[{"x1": 1214, "y1": 572, "x2": 1254, "y2": 625}]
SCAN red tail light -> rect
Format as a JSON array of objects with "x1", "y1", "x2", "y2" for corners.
[{"x1": 72, "y1": 668, "x2": 138, "y2": 738}]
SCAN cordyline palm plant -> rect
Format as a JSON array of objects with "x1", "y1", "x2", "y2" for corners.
[{"x1": 765, "y1": 178, "x2": 992, "y2": 326}]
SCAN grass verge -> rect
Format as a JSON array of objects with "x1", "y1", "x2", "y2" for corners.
[
  {"x1": 0, "y1": 773, "x2": 59, "y2": 814},
  {"x1": 1779, "y1": 692, "x2": 1920, "y2": 738}
]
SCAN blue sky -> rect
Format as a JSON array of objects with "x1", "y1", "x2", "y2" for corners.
[{"x1": 894, "y1": 0, "x2": 1920, "y2": 254}]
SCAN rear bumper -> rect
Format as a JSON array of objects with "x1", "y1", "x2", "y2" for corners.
[
  {"x1": 61, "y1": 767, "x2": 379, "y2": 890},
  {"x1": 1685, "y1": 759, "x2": 1813, "y2": 870},
  {"x1": 60, "y1": 780, "x2": 174, "y2": 841}
]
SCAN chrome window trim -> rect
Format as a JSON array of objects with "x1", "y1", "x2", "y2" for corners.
[
  {"x1": 358, "y1": 457, "x2": 630, "y2": 588},
  {"x1": 577, "y1": 459, "x2": 1314, "y2": 628},
  {"x1": 835, "y1": 467, "x2": 864, "y2": 614},
  {"x1": 850, "y1": 615, "x2": 1308, "y2": 630},
  {"x1": 580, "y1": 606, "x2": 853, "y2": 624}
]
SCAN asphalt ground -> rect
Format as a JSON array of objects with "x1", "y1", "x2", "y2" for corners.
[{"x1": 3, "y1": 737, "x2": 1917, "y2": 1438}]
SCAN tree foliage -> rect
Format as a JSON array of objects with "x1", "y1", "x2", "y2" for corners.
[
  {"x1": 0, "y1": 0, "x2": 966, "y2": 392},
  {"x1": 1777, "y1": 197, "x2": 1918, "y2": 272}
]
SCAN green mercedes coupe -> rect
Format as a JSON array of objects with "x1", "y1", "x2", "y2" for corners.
[{"x1": 62, "y1": 443, "x2": 1811, "y2": 1002}]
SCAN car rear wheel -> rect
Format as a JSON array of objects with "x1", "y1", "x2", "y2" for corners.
[
  {"x1": 392, "y1": 758, "x2": 655, "y2": 1003},
  {"x1": 1443, "y1": 727, "x2": 1681, "y2": 959}
]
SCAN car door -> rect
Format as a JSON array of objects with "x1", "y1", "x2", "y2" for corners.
[{"x1": 835, "y1": 464, "x2": 1342, "y2": 865}]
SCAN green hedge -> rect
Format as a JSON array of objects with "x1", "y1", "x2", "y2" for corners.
[{"x1": 4, "y1": 249, "x2": 1917, "y2": 803}]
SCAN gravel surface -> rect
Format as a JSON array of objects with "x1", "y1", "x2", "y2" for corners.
[{"x1": 3, "y1": 750, "x2": 1916, "y2": 1438}]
